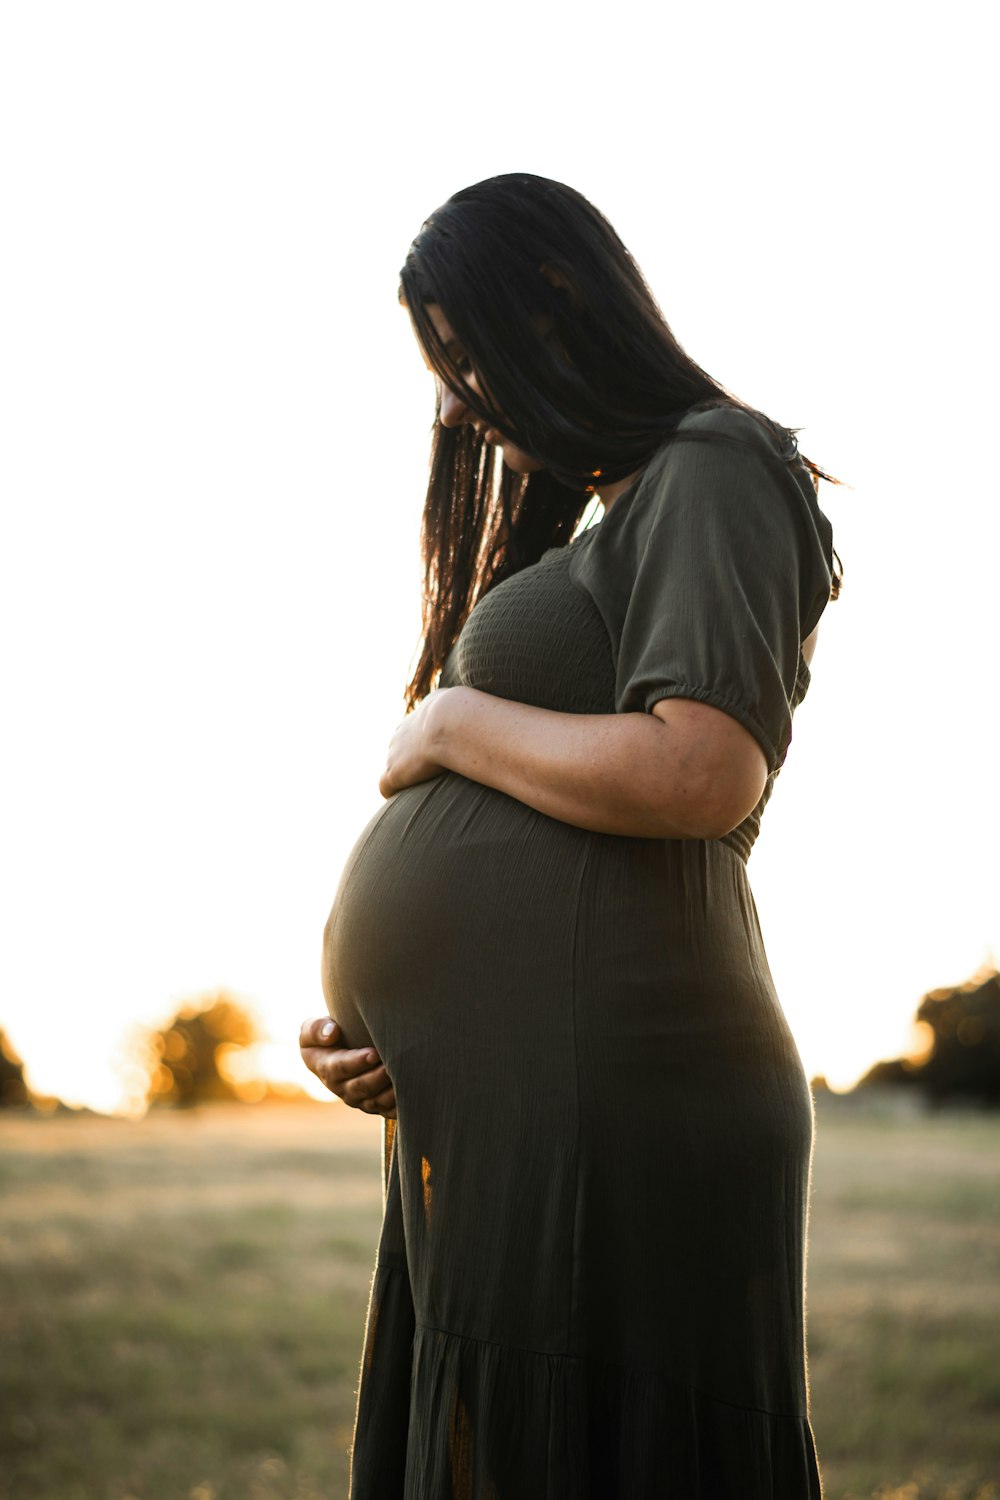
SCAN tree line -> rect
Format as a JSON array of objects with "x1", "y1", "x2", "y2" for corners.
[
  {"x1": 0, "y1": 992, "x2": 308, "y2": 1112},
  {"x1": 854, "y1": 964, "x2": 1000, "y2": 1107},
  {"x1": 3, "y1": 965, "x2": 1000, "y2": 1112}
]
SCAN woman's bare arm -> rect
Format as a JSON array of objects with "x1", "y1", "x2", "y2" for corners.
[{"x1": 383, "y1": 686, "x2": 769, "y2": 841}]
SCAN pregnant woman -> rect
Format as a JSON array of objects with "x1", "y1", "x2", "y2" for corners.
[{"x1": 300, "y1": 172, "x2": 840, "y2": 1498}]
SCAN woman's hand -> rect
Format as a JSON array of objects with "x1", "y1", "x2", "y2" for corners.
[
  {"x1": 379, "y1": 689, "x2": 456, "y2": 798},
  {"x1": 299, "y1": 1017, "x2": 397, "y2": 1118}
]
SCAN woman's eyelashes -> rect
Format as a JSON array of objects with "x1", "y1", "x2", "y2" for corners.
[{"x1": 428, "y1": 353, "x2": 471, "y2": 383}]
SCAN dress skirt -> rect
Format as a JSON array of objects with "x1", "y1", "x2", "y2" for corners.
[{"x1": 324, "y1": 778, "x2": 822, "y2": 1499}]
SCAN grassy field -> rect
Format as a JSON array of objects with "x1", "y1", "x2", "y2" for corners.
[{"x1": 1, "y1": 1097, "x2": 998, "y2": 1499}]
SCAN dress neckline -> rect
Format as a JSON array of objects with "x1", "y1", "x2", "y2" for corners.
[{"x1": 569, "y1": 463, "x2": 652, "y2": 545}]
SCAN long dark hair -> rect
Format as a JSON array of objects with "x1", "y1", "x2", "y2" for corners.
[{"x1": 399, "y1": 172, "x2": 842, "y2": 708}]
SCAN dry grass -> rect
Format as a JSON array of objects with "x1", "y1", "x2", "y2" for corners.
[
  {"x1": 1, "y1": 1096, "x2": 998, "y2": 1498},
  {"x1": 807, "y1": 1097, "x2": 1000, "y2": 1498},
  {"x1": 0, "y1": 1104, "x2": 383, "y2": 1500}
]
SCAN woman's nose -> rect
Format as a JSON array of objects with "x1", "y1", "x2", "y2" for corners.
[{"x1": 439, "y1": 381, "x2": 467, "y2": 429}]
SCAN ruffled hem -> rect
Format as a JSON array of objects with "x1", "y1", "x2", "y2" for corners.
[{"x1": 349, "y1": 1264, "x2": 822, "y2": 1500}]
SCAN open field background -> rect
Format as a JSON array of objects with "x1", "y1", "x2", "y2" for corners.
[{"x1": 2, "y1": 1099, "x2": 998, "y2": 1500}]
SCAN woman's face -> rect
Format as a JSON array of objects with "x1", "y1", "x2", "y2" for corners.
[{"x1": 408, "y1": 301, "x2": 546, "y2": 475}]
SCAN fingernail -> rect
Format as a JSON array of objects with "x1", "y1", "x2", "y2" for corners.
[
  {"x1": 364, "y1": 1051, "x2": 377, "y2": 1065},
  {"x1": 321, "y1": 1021, "x2": 336, "y2": 1039}
]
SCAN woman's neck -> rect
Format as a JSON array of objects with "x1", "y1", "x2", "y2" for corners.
[{"x1": 595, "y1": 467, "x2": 646, "y2": 515}]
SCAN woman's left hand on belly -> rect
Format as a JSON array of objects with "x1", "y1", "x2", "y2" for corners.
[{"x1": 379, "y1": 689, "x2": 453, "y2": 798}]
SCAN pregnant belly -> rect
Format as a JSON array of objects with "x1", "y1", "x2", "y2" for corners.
[
  {"x1": 321, "y1": 771, "x2": 798, "y2": 1137},
  {"x1": 321, "y1": 771, "x2": 595, "y2": 1056}
]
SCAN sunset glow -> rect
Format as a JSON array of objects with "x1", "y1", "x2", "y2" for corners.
[{"x1": 1, "y1": 4, "x2": 996, "y2": 1116}]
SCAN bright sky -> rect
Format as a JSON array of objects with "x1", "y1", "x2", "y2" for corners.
[{"x1": 1, "y1": 2, "x2": 996, "y2": 1114}]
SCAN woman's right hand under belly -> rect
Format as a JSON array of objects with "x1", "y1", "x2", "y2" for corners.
[{"x1": 298, "y1": 1016, "x2": 397, "y2": 1117}]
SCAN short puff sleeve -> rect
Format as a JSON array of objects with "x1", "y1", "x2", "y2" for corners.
[{"x1": 568, "y1": 406, "x2": 835, "y2": 776}]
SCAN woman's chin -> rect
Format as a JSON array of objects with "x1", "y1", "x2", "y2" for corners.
[{"x1": 497, "y1": 442, "x2": 545, "y2": 474}]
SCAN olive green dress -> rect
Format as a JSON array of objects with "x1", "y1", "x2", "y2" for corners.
[{"x1": 322, "y1": 404, "x2": 835, "y2": 1498}]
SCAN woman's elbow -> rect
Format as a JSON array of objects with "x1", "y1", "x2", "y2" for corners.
[
  {"x1": 645, "y1": 787, "x2": 758, "y2": 841},
  {"x1": 646, "y1": 701, "x2": 770, "y2": 839},
  {"x1": 688, "y1": 756, "x2": 769, "y2": 838},
  {"x1": 689, "y1": 799, "x2": 759, "y2": 840}
]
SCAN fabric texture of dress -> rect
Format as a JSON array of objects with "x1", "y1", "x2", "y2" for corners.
[{"x1": 322, "y1": 404, "x2": 835, "y2": 1498}]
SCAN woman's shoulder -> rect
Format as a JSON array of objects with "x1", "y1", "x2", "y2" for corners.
[
  {"x1": 672, "y1": 401, "x2": 789, "y2": 458},
  {"x1": 605, "y1": 403, "x2": 788, "y2": 536},
  {"x1": 575, "y1": 399, "x2": 832, "y2": 600}
]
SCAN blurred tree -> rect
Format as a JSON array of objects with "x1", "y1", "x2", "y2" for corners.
[
  {"x1": 858, "y1": 965, "x2": 1000, "y2": 1107},
  {"x1": 142, "y1": 992, "x2": 259, "y2": 1109},
  {"x1": 0, "y1": 1028, "x2": 31, "y2": 1108}
]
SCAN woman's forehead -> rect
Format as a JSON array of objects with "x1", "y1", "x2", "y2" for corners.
[
  {"x1": 406, "y1": 301, "x2": 462, "y2": 373},
  {"x1": 397, "y1": 297, "x2": 451, "y2": 383},
  {"x1": 410, "y1": 299, "x2": 551, "y2": 351},
  {"x1": 422, "y1": 302, "x2": 456, "y2": 347}
]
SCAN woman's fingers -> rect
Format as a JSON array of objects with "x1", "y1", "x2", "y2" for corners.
[
  {"x1": 304, "y1": 1047, "x2": 385, "y2": 1097},
  {"x1": 339, "y1": 1066, "x2": 396, "y2": 1116},
  {"x1": 298, "y1": 1016, "x2": 381, "y2": 1080},
  {"x1": 299, "y1": 1015, "x2": 350, "y2": 1050},
  {"x1": 298, "y1": 1016, "x2": 394, "y2": 1111},
  {"x1": 362, "y1": 1089, "x2": 397, "y2": 1118},
  {"x1": 338, "y1": 1065, "x2": 396, "y2": 1118}
]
